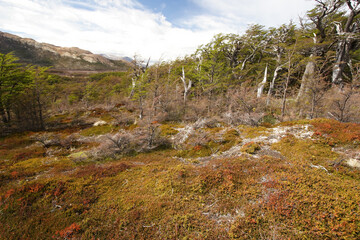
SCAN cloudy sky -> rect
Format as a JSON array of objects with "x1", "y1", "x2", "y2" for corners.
[{"x1": 0, "y1": 0, "x2": 316, "y2": 61}]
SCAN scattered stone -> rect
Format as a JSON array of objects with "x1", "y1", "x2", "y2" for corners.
[
  {"x1": 310, "y1": 164, "x2": 329, "y2": 173},
  {"x1": 93, "y1": 120, "x2": 107, "y2": 126},
  {"x1": 346, "y1": 158, "x2": 360, "y2": 168}
]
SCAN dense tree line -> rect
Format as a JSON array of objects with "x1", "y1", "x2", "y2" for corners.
[
  {"x1": 0, "y1": 52, "x2": 55, "y2": 132},
  {"x1": 1, "y1": 0, "x2": 360, "y2": 134}
]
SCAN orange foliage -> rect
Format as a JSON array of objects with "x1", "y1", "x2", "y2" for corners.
[
  {"x1": 193, "y1": 145, "x2": 202, "y2": 151},
  {"x1": 53, "y1": 182, "x2": 66, "y2": 197},
  {"x1": 5, "y1": 189, "x2": 15, "y2": 198},
  {"x1": 28, "y1": 184, "x2": 44, "y2": 193},
  {"x1": 10, "y1": 171, "x2": 18, "y2": 178},
  {"x1": 312, "y1": 119, "x2": 360, "y2": 144},
  {"x1": 54, "y1": 223, "x2": 81, "y2": 239}
]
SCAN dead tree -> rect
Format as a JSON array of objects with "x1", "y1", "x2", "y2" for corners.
[
  {"x1": 297, "y1": 34, "x2": 318, "y2": 102},
  {"x1": 180, "y1": 66, "x2": 192, "y2": 104},
  {"x1": 129, "y1": 56, "x2": 150, "y2": 98},
  {"x1": 266, "y1": 24, "x2": 293, "y2": 106},
  {"x1": 331, "y1": 0, "x2": 360, "y2": 86},
  {"x1": 106, "y1": 133, "x2": 131, "y2": 153},
  {"x1": 257, "y1": 64, "x2": 268, "y2": 98},
  {"x1": 328, "y1": 87, "x2": 354, "y2": 122}
]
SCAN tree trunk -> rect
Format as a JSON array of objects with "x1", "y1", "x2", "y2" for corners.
[
  {"x1": 36, "y1": 95, "x2": 45, "y2": 130},
  {"x1": 281, "y1": 74, "x2": 290, "y2": 119},
  {"x1": 331, "y1": 2, "x2": 360, "y2": 86},
  {"x1": 266, "y1": 65, "x2": 281, "y2": 106},
  {"x1": 181, "y1": 67, "x2": 192, "y2": 104},
  {"x1": 297, "y1": 57, "x2": 316, "y2": 101},
  {"x1": 332, "y1": 36, "x2": 352, "y2": 86},
  {"x1": 129, "y1": 77, "x2": 136, "y2": 98},
  {"x1": 0, "y1": 104, "x2": 9, "y2": 123},
  {"x1": 257, "y1": 64, "x2": 268, "y2": 98}
]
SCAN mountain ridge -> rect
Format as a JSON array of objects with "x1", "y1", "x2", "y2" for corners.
[{"x1": 0, "y1": 31, "x2": 132, "y2": 72}]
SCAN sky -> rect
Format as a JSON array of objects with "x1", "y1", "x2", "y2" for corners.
[{"x1": 0, "y1": 0, "x2": 316, "y2": 61}]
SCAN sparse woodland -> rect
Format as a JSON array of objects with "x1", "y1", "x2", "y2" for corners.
[{"x1": 1, "y1": 1, "x2": 360, "y2": 239}]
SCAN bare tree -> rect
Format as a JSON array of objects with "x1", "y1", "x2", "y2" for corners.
[
  {"x1": 328, "y1": 87, "x2": 355, "y2": 122},
  {"x1": 297, "y1": 34, "x2": 317, "y2": 102},
  {"x1": 308, "y1": 77, "x2": 329, "y2": 119},
  {"x1": 146, "y1": 122, "x2": 160, "y2": 148},
  {"x1": 180, "y1": 66, "x2": 192, "y2": 104},
  {"x1": 331, "y1": 0, "x2": 360, "y2": 85},
  {"x1": 129, "y1": 55, "x2": 150, "y2": 98},
  {"x1": 266, "y1": 24, "x2": 294, "y2": 106},
  {"x1": 106, "y1": 132, "x2": 131, "y2": 153},
  {"x1": 281, "y1": 36, "x2": 302, "y2": 119},
  {"x1": 257, "y1": 64, "x2": 268, "y2": 98}
]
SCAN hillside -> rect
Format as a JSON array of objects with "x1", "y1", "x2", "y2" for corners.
[
  {"x1": 0, "y1": 31, "x2": 132, "y2": 72},
  {"x1": 0, "y1": 113, "x2": 360, "y2": 239}
]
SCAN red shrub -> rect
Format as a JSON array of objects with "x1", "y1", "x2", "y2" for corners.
[
  {"x1": 54, "y1": 223, "x2": 81, "y2": 239},
  {"x1": 193, "y1": 145, "x2": 202, "y2": 151},
  {"x1": 312, "y1": 119, "x2": 360, "y2": 144},
  {"x1": 10, "y1": 171, "x2": 18, "y2": 178},
  {"x1": 28, "y1": 184, "x2": 44, "y2": 193},
  {"x1": 5, "y1": 189, "x2": 15, "y2": 198}
]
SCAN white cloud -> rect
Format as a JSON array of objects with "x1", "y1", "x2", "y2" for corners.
[
  {"x1": 0, "y1": 0, "x2": 316, "y2": 61},
  {"x1": 190, "y1": 0, "x2": 315, "y2": 27}
]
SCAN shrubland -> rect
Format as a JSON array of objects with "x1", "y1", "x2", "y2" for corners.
[
  {"x1": 1, "y1": 117, "x2": 360, "y2": 239},
  {"x1": 1, "y1": 1, "x2": 360, "y2": 239}
]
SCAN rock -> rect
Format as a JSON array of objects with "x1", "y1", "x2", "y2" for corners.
[
  {"x1": 346, "y1": 158, "x2": 360, "y2": 168},
  {"x1": 93, "y1": 120, "x2": 107, "y2": 126}
]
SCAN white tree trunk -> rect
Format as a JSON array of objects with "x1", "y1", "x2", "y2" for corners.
[
  {"x1": 297, "y1": 57, "x2": 316, "y2": 101},
  {"x1": 181, "y1": 66, "x2": 192, "y2": 103},
  {"x1": 332, "y1": 36, "x2": 352, "y2": 86},
  {"x1": 257, "y1": 64, "x2": 268, "y2": 98},
  {"x1": 266, "y1": 65, "x2": 282, "y2": 106},
  {"x1": 129, "y1": 77, "x2": 136, "y2": 98}
]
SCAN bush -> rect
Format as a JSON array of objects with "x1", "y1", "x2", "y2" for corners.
[{"x1": 241, "y1": 142, "x2": 261, "y2": 154}]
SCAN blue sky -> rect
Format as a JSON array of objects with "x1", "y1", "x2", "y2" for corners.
[
  {"x1": 0, "y1": 0, "x2": 316, "y2": 61},
  {"x1": 138, "y1": 0, "x2": 201, "y2": 24}
]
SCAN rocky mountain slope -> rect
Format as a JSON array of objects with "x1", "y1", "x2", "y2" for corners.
[{"x1": 0, "y1": 31, "x2": 131, "y2": 72}]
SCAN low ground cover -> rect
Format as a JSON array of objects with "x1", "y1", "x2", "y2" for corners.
[{"x1": 1, "y1": 118, "x2": 359, "y2": 239}]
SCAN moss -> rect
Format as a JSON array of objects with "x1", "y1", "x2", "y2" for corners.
[
  {"x1": 160, "y1": 124, "x2": 179, "y2": 136},
  {"x1": 46, "y1": 113, "x2": 71, "y2": 123},
  {"x1": 261, "y1": 114, "x2": 277, "y2": 125},
  {"x1": 222, "y1": 129, "x2": 240, "y2": 142},
  {"x1": 204, "y1": 127, "x2": 223, "y2": 134},
  {"x1": 241, "y1": 142, "x2": 261, "y2": 154},
  {"x1": 68, "y1": 151, "x2": 89, "y2": 163},
  {"x1": 79, "y1": 125, "x2": 114, "y2": 136},
  {"x1": 176, "y1": 145, "x2": 213, "y2": 158},
  {"x1": 1, "y1": 120, "x2": 360, "y2": 239},
  {"x1": 272, "y1": 134, "x2": 338, "y2": 166},
  {"x1": 125, "y1": 124, "x2": 138, "y2": 131},
  {"x1": 239, "y1": 125, "x2": 270, "y2": 138},
  {"x1": 100, "y1": 114, "x2": 115, "y2": 122}
]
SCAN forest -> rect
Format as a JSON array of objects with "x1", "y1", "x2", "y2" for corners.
[{"x1": 0, "y1": 1, "x2": 360, "y2": 239}]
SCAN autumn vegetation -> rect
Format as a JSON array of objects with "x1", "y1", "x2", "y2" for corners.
[{"x1": 1, "y1": 1, "x2": 360, "y2": 239}]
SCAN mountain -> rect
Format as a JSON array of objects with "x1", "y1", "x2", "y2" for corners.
[
  {"x1": 100, "y1": 54, "x2": 133, "y2": 62},
  {"x1": 0, "y1": 31, "x2": 132, "y2": 72},
  {"x1": 121, "y1": 56, "x2": 133, "y2": 62}
]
